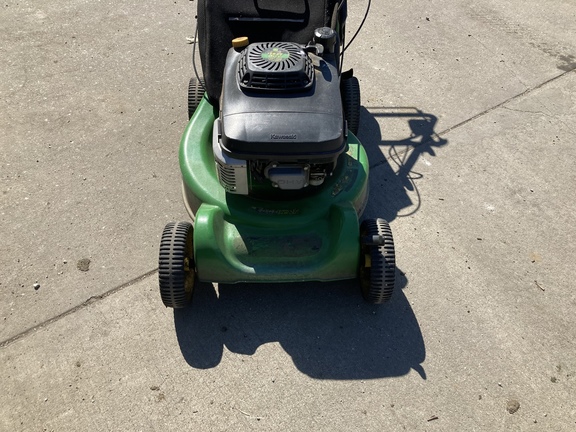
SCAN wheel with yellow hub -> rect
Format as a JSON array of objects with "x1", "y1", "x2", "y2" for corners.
[
  {"x1": 359, "y1": 218, "x2": 396, "y2": 304},
  {"x1": 159, "y1": 221, "x2": 195, "y2": 308}
]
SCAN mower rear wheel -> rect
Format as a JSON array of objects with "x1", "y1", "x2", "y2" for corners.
[
  {"x1": 359, "y1": 218, "x2": 396, "y2": 304},
  {"x1": 188, "y1": 77, "x2": 205, "y2": 119},
  {"x1": 341, "y1": 76, "x2": 361, "y2": 135},
  {"x1": 159, "y1": 221, "x2": 195, "y2": 308}
]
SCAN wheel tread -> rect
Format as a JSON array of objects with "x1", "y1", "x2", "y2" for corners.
[
  {"x1": 188, "y1": 77, "x2": 205, "y2": 119},
  {"x1": 158, "y1": 221, "x2": 195, "y2": 308},
  {"x1": 341, "y1": 76, "x2": 361, "y2": 135},
  {"x1": 359, "y1": 218, "x2": 396, "y2": 304}
]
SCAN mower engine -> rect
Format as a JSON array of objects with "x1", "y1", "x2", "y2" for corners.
[{"x1": 213, "y1": 28, "x2": 346, "y2": 196}]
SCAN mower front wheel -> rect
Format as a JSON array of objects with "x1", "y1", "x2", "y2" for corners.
[
  {"x1": 359, "y1": 218, "x2": 396, "y2": 304},
  {"x1": 159, "y1": 221, "x2": 195, "y2": 308}
]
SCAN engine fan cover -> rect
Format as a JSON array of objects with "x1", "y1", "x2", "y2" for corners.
[{"x1": 237, "y1": 42, "x2": 314, "y2": 91}]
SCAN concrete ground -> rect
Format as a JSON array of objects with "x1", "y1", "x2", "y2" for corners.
[{"x1": 1, "y1": 0, "x2": 575, "y2": 430}]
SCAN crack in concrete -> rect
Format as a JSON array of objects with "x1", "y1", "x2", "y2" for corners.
[
  {"x1": 0, "y1": 268, "x2": 158, "y2": 349},
  {"x1": 369, "y1": 66, "x2": 576, "y2": 170}
]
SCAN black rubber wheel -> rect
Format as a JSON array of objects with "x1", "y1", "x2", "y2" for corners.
[
  {"x1": 188, "y1": 77, "x2": 205, "y2": 119},
  {"x1": 359, "y1": 218, "x2": 396, "y2": 304},
  {"x1": 159, "y1": 221, "x2": 195, "y2": 308},
  {"x1": 341, "y1": 76, "x2": 361, "y2": 135}
]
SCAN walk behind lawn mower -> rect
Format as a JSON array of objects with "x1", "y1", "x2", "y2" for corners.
[{"x1": 159, "y1": 0, "x2": 396, "y2": 307}]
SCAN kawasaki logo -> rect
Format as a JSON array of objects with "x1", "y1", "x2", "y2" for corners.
[
  {"x1": 270, "y1": 134, "x2": 297, "y2": 140},
  {"x1": 261, "y1": 47, "x2": 290, "y2": 62}
]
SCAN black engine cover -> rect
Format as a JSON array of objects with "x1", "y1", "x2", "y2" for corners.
[{"x1": 219, "y1": 42, "x2": 346, "y2": 161}]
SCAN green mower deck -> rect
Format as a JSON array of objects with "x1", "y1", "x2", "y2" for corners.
[{"x1": 179, "y1": 97, "x2": 370, "y2": 284}]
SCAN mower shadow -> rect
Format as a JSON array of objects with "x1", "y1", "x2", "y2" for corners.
[
  {"x1": 174, "y1": 106, "x2": 446, "y2": 379},
  {"x1": 174, "y1": 267, "x2": 426, "y2": 380}
]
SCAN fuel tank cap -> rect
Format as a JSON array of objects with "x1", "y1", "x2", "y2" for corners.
[{"x1": 313, "y1": 27, "x2": 337, "y2": 53}]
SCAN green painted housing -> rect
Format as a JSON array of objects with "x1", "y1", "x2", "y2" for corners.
[{"x1": 179, "y1": 97, "x2": 369, "y2": 283}]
